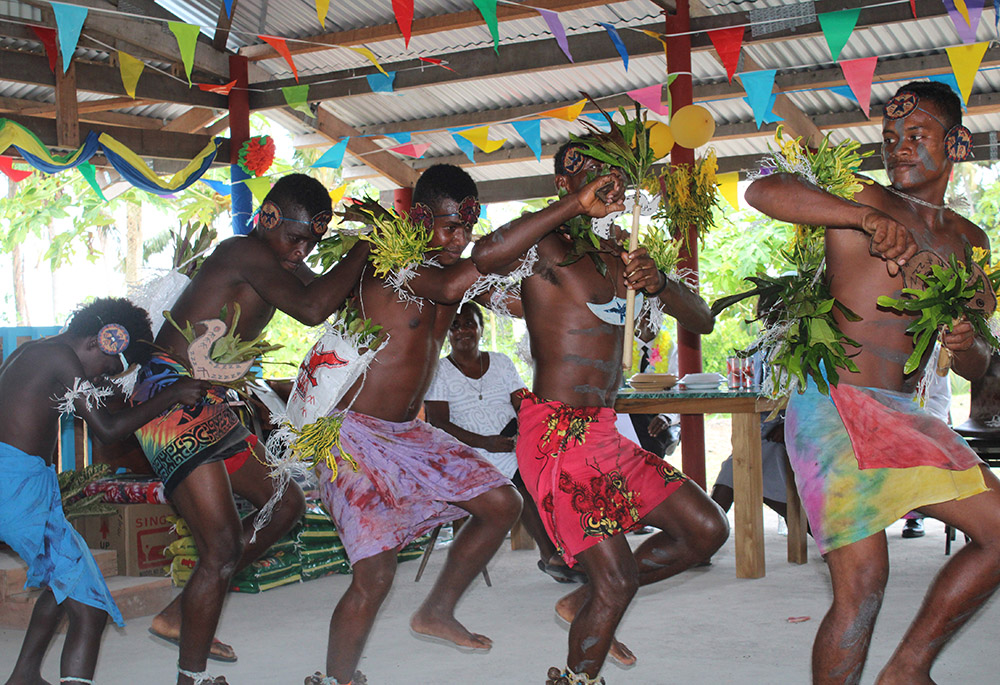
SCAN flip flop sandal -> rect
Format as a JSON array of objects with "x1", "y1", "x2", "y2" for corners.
[
  {"x1": 148, "y1": 628, "x2": 238, "y2": 663},
  {"x1": 537, "y1": 560, "x2": 588, "y2": 584}
]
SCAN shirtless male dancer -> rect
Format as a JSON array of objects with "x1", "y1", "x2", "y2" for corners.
[
  {"x1": 746, "y1": 80, "x2": 1000, "y2": 684},
  {"x1": 305, "y1": 164, "x2": 522, "y2": 685},
  {"x1": 1, "y1": 298, "x2": 207, "y2": 685},
  {"x1": 472, "y1": 142, "x2": 728, "y2": 684},
  {"x1": 132, "y1": 173, "x2": 370, "y2": 685}
]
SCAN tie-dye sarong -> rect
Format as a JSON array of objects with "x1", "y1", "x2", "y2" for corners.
[
  {"x1": 132, "y1": 353, "x2": 251, "y2": 497},
  {"x1": 0, "y1": 442, "x2": 124, "y2": 626},
  {"x1": 316, "y1": 411, "x2": 511, "y2": 564},
  {"x1": 785, "y1": 381, "x2": 987, "y2": 555},
  {"x1": 515, "y1": 390, "x2": 688, "y2": 566}
]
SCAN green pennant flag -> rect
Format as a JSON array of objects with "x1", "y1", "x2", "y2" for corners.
[
  {"x1": 78, "y1": 162, "x2": 107, "y2": 201},
  {"x1": 169, "y1": 21, "x2": 200, "y2": 86},
  {"x1": 282, "y1": 84, "x2": 313, "y2": 116},
  {"x1": 818, "y1": 9, "x2": 860, "y2": 62},
  {"x1": 473, "y1": 0, "x2": 500, "y2": 54}
]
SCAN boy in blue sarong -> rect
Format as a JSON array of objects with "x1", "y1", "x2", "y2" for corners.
[{"x1": 0, "y1": 298, "x2": 207, "y2": 685}]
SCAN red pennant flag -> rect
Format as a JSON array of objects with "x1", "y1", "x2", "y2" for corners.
[
  {"x1": 839, "y1": 56, "x2": 878, "y2": 118},
  {"x1": 0, "y1": 156, "x2": 32, "y2": 182},
  {"x1": 198, "y1": 80, "x2": 236, "y2": 95},
  {"x1": 419, "y1": 57, "x2": 456, "y2": 73},
  {"x1": 389, "y1": 143, "x2": 430, "y2": 158},
  {"x1": 910, "y1": 0, "x2": 916, "y2": 18},
  {"x1": 31, "y1": 26, "x2": 58, "y2": 74},
  {"x1": 392, "y1": 0, "x2": 414, "y2": 48},
  {"x1": 259, "y1": 35, "x2": 299, "y2": 82},
  {"x1": 708, "y1": 27, "x2": 744, "y2": 83}
]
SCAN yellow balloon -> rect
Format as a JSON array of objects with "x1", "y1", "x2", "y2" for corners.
[
  {"x1": 647, "y1": 121, "x2": 675, "y2": 159},
  {"x1": 670, "y1": 105, "x2": 716, "y2": 149}
]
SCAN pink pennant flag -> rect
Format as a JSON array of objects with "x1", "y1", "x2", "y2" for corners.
[
  {"x1": 839, "y1": 56, "x2": 878, "y2": 118},
  {"x1": 627, "y1": 84, "x2": 669, "y2": 116},
  {"x1": 389, "y1": 143, "x2": 430, "y2": 158},
  {"x1": 259, "y1": 35, "x2": 299, "y2": 82},
  {"x1": 708, "y1": 27, "x2": 744, "y2": 84}
]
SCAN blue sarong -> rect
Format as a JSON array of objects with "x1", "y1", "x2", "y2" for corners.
[{"x1": 0, "y1": 442, "x2": 124, "y2": 626}]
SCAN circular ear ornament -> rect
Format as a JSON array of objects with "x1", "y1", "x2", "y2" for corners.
[
  {"x1": 408, "y1": 203, "x2": 434, "y2": 231},
  {"x1": 258, "y1": 201, "x2": 282, "y2": 231},
  {"x1": 97, "y1": 323, "x2": 130, "y2": 355},
  {"x1": 884, "y1": 92, "x2": 918, "y2": 120},
  {"x1": 310, "y1": 210, "x2": 333, "y2": 238},
  {"x1": 458, "y1": 196, "x2": 481, "y2": 227},
  {"x1": 944, "y1": 125, "x2": 973, "y2": 162},
  {"x1": 562, "y1": 146, "x2": 586, "y2": 175}
]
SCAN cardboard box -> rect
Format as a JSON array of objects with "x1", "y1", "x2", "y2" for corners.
[{"x1": 76, "y1": 503, "x2": 178, "y2": 577}]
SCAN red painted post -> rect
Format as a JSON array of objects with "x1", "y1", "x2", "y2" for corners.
[
  {"x1": 666, "y1": 0, "x2": 707, "y2": 489},
  {"x1": 392, "y1": 187, "x2": 413, "y2": 215},
  {"x1": 229, "y1": 55, "x2": 253, "y2": 235}
]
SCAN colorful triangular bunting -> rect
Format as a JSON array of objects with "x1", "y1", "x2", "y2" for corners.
[
  {"x1": 260, "y1": 35, "x2": 299, "y2": 82},
  {"x1": 473, "y1": 0, "x2": 500, "y2": 54},
  {"x1": 201, "y1": 178, "x2": 231, "y2": 196},
  {"x1": 51, "y1": 2, "x2": 88, "y2": 74},
  {"x1": 839, "y1": 56, "x2": 878, "y2": 118},
  {"x1": 741, "y1": 93, "x2": 783, "y2": 125},
  {"x1": 350, "y1": 47, "x2": 388, "y2": 77},
  {"x1": 946, "y1": 41, "x2": 988, "y2": 105},
  {"x1": 539, "y1": 9, "x2": 572, "y2": 63},
  {"x1": 817, "y1": 9, "x2": 860, "y2": 62},
  {"x1": 168, "y1": 21, "x2": 201, "y2": 86},
  {"x1": 30, "y1": 26, "x2": 58, "y2": 74},
  {"x1": 739, "y1": 69, "x2": 778, "y2": 129},
  {"x1": 718, "y1": 171, "x2": 739, "y2": 210},
  {"x1": 312, "y1": 139, "x2": 349, "y2": 169},
  {"x1": 389, "y1": 143, "x2": 430, "y2": 158},
  {"x1": 599, "y1": 23, "x2": 629, "y2": 71},
  {"x1": 316, "y1": 0, "x2": 331, "y2": 30},
  {"x1": 944, "y1": 0, "x2": 984, "y2": 43},
  {"x1": 708, "y1": 27, "x2": 744, "y2": 83},
  {"x1": 627, "y1": 83, "x2": 670, "y2": 117},
  {"x1": 458, "y1": 126, "x2": 506, "y2": 154},
  {"x1": 198, "y1": 80, "x2": 236, "y2": 95},
  {"x1": 512, "y1": 119, "x2": 542, "y2": 161},
  {"x1": 541, "y1": 99, "x2": 586, "y2": 121},
  {"x1": 78, "y1": 162, "x2": 107, "y2": 201},
  {"x1": 392, "y1": 0, "x2": 414, "y2": 47},
  {"x1": 367, "y1": 71, "x2": 396, "y2": 93},
  {"x1": 282, "y1": 84, "x2": 312, "y2": 116},
  {"x1": 451, "y1": 132, "x2": 477, "y2": 163},
  {"x1": 118, "y1": 51, "x2": 145, "y2": 99},
  {"x1": 0, "y1": 156, "x2": 32, "y2": 182},
  {"x1": 419, "y1": 57, "x2": 456, "y2": 72},
  {"x1": 244, "y1": 177, "x2": 272, "y2": 204}
]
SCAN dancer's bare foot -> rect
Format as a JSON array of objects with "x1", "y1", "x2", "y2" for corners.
[
  {"x1": 150, "y1": 610, "x2": 237, "y2": 662},
  {"x1": 555, "y1": 588, "x2": 636, "y2": 666},
  {"x1": 410, "y1": 607, "x2": 492, "y2": 650}
]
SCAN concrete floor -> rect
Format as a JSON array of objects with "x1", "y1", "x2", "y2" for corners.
[{"x1": 2, "y1": 513, "x2": 998, "y2": 684}]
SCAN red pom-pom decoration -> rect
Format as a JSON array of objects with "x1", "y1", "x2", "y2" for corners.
[{"x1": 238, "y1": 135, "x2": 275, "y2": 177}]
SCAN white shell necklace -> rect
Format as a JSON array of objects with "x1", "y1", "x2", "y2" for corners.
[{"x1": 886, "y1": 185, "x2": 948, "y2": 211}]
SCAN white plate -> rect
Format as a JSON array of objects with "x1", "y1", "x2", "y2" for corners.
[
  {"x1": 680, "y1": 383, "x2": 722, "y2": 391},
  {"x1": 679, "y1": 373, "x2": 724, "y2": 385}
]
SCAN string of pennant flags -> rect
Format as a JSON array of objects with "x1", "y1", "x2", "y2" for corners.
[{"x1": 2, "y1": 0, "x2": 1000, "y2": 203}]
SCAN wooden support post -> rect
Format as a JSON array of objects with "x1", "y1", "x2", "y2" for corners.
[
  {"x1": 732, "y1": 411, "x2": 765, "y2": 579},
  {"x1": 785, "y1": 452, "x2": 809, "y2": 564},
  {"x1": 55, "y1": 61, "x2": 79, "y2": 149}
]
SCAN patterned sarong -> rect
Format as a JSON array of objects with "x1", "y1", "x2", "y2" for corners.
[
  {"x1": 132, "y1": 353, "x2": 251, "y2": 497},
  {"x1": 515, "y1": 390, "x2": 688, "y2": 566},
  {"x1": 785, "y1": 381, "x2": 988, "y2": 555},
  {"x1": 0, "y1": 442, "x2": 124, "y2": 626},
  {"x1": 316, "y1": 411, "x2": 511, "y2": 564}
]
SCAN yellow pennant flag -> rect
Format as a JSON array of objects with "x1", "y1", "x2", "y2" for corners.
[
  {"x1": 329, "y1": 183, "x2": 346, "y2": 207},
  {"x1": 316, "y1": 0, "x2": 331, "y2": 28},
  {"x1": 946, "y1": 41, "x2": 988, "y2": 105},
  {"x1": 541, "y1": 99, "x2": 586, "y2": 121},
  {"x1": 458, "y1": 126, "x2": 506, "y2": 154},
  {"x1": 244, "y1": 176, "x2": 272, "y2": 203},
  {"x1": 118, "y1": 51, "x2": 145, "y2": 99},
  {"x1": 954, "y1": 0, "x2": 971, "y2": 25},
  {"x1": 350, "y1": 46, "x2": 388, "y2": 77},
  {"x1": 717, "y1": 171, "x2": 739, "y2": 210}
]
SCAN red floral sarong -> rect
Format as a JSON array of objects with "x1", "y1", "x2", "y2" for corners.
[{"x1": 515, "y1": 390, "x2": 687, "y2": 566}]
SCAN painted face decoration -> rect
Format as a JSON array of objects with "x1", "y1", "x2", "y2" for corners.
[
  {"x1": 410, "y1": 196, "x2": 481, "y2": 230},
  {"x1": 257, "y1": 200, "x2": 332, "y2": 238},
  {"x1": 883, "y1": 91, "x2": 973, "y2": 163}
]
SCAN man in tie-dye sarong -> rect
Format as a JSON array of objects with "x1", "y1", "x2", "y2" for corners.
[{"x1": 748, "y1": 81, "x2": 1000, "y2": 685}]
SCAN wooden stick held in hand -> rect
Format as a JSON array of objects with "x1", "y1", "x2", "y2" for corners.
[{"x1": 622, "y1": 198, "x2": 643, "y2": 372}]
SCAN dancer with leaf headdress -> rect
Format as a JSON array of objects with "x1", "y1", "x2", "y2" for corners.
[
  {"x1": 131, "y1": 174, "x2": 370, "y2": 685},
  {"x1": 745, "y1": 81, "x2": 1000, "y2": 685},
  {"x1": 473, "y1": 132, "x2": 722, "y2": 685}
]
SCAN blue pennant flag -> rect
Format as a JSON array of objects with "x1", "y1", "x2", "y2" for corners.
[
  {"x1": 511, "y1": 119, "x2": 542, "y2": 162},
  {"x1": 367, "y1": 71, "x2": 396, "y2": 94},
  {"x1": 385, "y1": 131, "x2": 412, "y2": 144},
  {"x1": 599, "y1": 23, "x2": 629, "y2": 71},
  {"x1": 312, "y1": 138, "x2": 349, "y2": 169},
  {"x1": 739, "y1": 69, "x2": 777, "y2": 129},
  {"x1": 449, "y1": 129, "x2": 477, "y2": 163},
  {"x1": 201, "y1": 179, "x2": 232, "y2": 196},
  {"x1": 741, "y1": 93, "x2": 783, "y2": 124}
]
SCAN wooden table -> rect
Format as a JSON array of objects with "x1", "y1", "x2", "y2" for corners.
[{"x1": 615, "y1": 389, "x2": 808, "y2": 579}]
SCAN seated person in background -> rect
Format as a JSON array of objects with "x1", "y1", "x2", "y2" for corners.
[
  {"x1": 0, "y1": 298, "x2": 208, "y2": 685},
  {"x1": 629, "y1": 326, "x2": 680, "y2": 458},
  {"x1": 425, "y1": 302, "x2": 586, "y2": 584}
]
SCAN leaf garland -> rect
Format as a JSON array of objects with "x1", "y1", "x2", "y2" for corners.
[
  {"x1": 655, "y1": 148, "x2": 721, "y2": 248},
  {"x1": 571, "y1": 101, "x2": 658, "y2": 190},
  {"x1": 352, "y1": 204, "x2": 437, "y2": 277},
  {"x1": 877, "y1": 247, "x2": 1000, "y2": 375}
]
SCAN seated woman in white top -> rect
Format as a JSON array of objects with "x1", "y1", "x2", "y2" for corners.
[{"x1": 425, "y1": 302, "x2": 586, "y2": 583}]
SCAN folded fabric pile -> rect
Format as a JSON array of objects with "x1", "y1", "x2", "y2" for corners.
[
  {"x1": 164, "y1": 516, "x2": 197, "y2": 587},
  {"x1": 83, "y1": 474, "x2": 168, "y2": 504},
  {"x1": 296, "y1": 501, "x2": 351, "y2": 581},
  {"x1": 231, "y1": 550, "x2": 302, "y2": 593}
]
